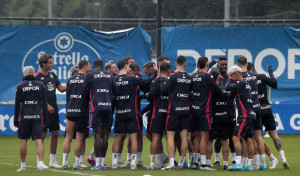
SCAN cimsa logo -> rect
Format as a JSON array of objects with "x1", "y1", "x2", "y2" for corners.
[{"x1": 22, "y1": 32, "x2": 101, "y2": 82}]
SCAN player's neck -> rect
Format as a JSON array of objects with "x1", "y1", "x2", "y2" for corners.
[
  {"x1": 161, "y1": 73, "x2": 169, "y2": 78},
  {"x1": 176, "y1": 66, "x2": 185, "y2": 72},
  {"x1": 199, "y1": 68, "x2": 208, "y2": 73},
  {"x1": 39, "y1": 68, "x2": 49, "y2": 75},
  {"x1": 220, "y1": 71, "x2": 227, "y2": 77},
  {"x1": 238, "y1": 65, "x2": 248, "y2": 72},
  {"x1": 79, "y1": 70, "x2": 86, "y2": 74},
  {"x1": 119, "y1": 69, "x2": 127, "y2": 75}
]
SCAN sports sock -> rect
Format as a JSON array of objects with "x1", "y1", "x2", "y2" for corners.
[
  {"x1": 193, "y1": 153, "x2": 198, "y2": 164},
  {"x1": 206, "y1": 159, "x2": 211, "y2": 166},
  {"x1": 261, "y1": 154, "x2": 266, "y2": 165},
  {"x1": 127, "y1": 153, "x2": 131, "y2": 162},
  {"x1": 188, "y1": 152, "x2": 193, "y2": 163},
  {"x1": 37, "y1": 161, "x2": 44, "y2": 167},
  {"x1": 215, "y1": 153, "x2": 220, "y2": 162},
  {"x1": 223, "y1": 160, "x2": 228, "y2": 166},
  {"x1": 74, "y1": 157, "x2": 79, "y2": 166},
  {"x1": 169, "y1": 158, "x2": 175, "y2": 167},
  {"x1": 200, "y1": 155, "x2": 206, "y2": 165},
  {"x1": 245, "y1": 157, "x2": 248, "y2": 166},
  {"x1": 117, "y1": 153, "x2": 122, "y2": 163},
  {"x1": 150, "y1": 155, "x2": 155, "y2": 166},
  {"x1": 89, "y1": 148, "x2": 95, "y2": 160},
  {"x1": 131, "y1": 154, "x2": 137, "y2": 166},
  {"x1": 50, "y1": 154, "x2": 56, "y2": 163},
  {"x1": 156, "y1": 153, "x2": 162, "y2": 165},
  {"x1": 100, "y1": 157, "x2": 105, "y2": 167},
  {"x1": 112, "y1": 153, "x2": 118, "y2": 165},
  {"x1": 235, "y1": 156, "x2": 241, "y2": 164},
  {"x1": 96, "y1": 157, "x2": 100, "y2": 167},
  {"x1": 254, "y1": 154, "x2": 260, "y2": 166},
  {"x1": 79, "y1": 155, "x2": 84, "y2": 164},
  {"x1": 247, "y1": 159, "x2": 253, "y2": 166},
  {"x1": 269, "y1": 154, "x2": 276, "y2": 161},
  {"x1": 62, "y1": 153, "x2": 68, "y2": 165},
  {"x1": 21, "y1": 162, "x2": 26, "y2": 168},
  {"x1": 179, "y1": 156, "x2": 185, "y2": 166},
  {"x1": 279, "y1": 150, "x2": 286, "y2": 161},
  {"x1": 137, "y1": 152, "x2": 143, "y2": 162},
  {"x1": 231, "y1": 152, "x2": 236, "y2": 162}
]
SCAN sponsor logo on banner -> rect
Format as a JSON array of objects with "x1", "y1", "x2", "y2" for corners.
[{"x1": 22, "y1": 32, "x2": 101, "y2": 82}]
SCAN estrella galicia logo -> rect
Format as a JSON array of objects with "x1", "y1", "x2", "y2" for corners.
[{"x1": 22, "y1": 32, "x2": 101, "y2": 82}]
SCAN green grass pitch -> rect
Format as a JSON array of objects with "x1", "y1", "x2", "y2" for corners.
[{"x1": 0, "y1": 134, "x2": 299, "y2": 176}]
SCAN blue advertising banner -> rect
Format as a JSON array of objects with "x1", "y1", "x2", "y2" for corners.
[
  {"x1": 0, "y1": 25, "x2": 151, "y2": 103},
  {"x1": 162, "y1": 26, "x2": 300, "y2": 103},
  {"x1": 0, "y1": 103, "x2": 299, "y2": 135}
]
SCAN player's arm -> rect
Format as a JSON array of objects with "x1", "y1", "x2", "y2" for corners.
[
  {"x1": 266, "y1": 65, "x2": 278, "y2": 89},
  {"x1": 140, "y1": 101, "x2": 153, "y2": 115},
  {"x1": 209, "y1": 59, "x2": 218, "y2": 69},
  {"x1": 147, "y1": 79, "x2": 159, "y2": 102},
  {"x1": 57, "y1": 84, "x2": 67, "y2": 92},
  {"x1": 41, "y1": 85, "x2": 48, "y2": 126},
  {"x1": 82, "y1": 74, "x2": 91, "y2": 101},
  {"x1": 137, "y1": 70, "x2": 158, "y2": 92},
  {"x1": 14, "y1": 86, "x2": 22, "y2": 127},
  {"x1": 225, "y1": 79, "x2": 242, "y2": 92},
  {"x1": 207, "y1": 74, "x2": 223, "y2": 94}
]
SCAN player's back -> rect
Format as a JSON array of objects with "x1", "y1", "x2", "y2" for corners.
[
  {"x1": 256, "y1": 73, "x2": 278, "y2": 107},
  {"x1": 163, "y1": 71, "x2": 192, "y2": 116},
  {"x1": 242, "y1": 71, "x2": 260, "y2": 111},
  {"x1": 149, "y1": 76, "x2": 169, "y2": 116}
]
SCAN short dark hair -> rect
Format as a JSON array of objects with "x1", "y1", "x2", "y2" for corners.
[
  {"x1": 176, "y1": 55, "x2": 186, "y2": 66},
  {"x1": 247, "y1": 62, "x2": 254, "y2": 71},
  {"x1": 218, "y1": 57, "x2": 227, "y2": 61},
  {"x1": 197, "y1": 57, "x2": 208, "y2": 69},
  {"x1": 210, "y1": 69, "x2": 219, "y2": 81},
  {"x1": 129, "y1": 63, "x2": 141, "y2": 71},
  {"x1": 143, "y1": 61, "x2": 155, "y2": 69},
  {"x1": 117, "y1": 59, "x2": 129, "y2": 70},
  {"x1": 157, "y1": 56, "x2": 169, "y2": 64},
  {"x1": 123, "y1": 56, "x2": 134, "y2": 62},
  {"x1": 93, "y1": 59, "x2": 104, "y2": 70},
  {"x1": 237, "y1": 56, "x2": 248, "y2": 66},
  {"x1": 78, "y1": 60, "x2": 89, "y2": 70},
  {"x1": 38, "y1": 54, "x2": 52, "y2": 68},
  {"x1": 160, "y1": 63, "x2": 171, "y2": 74}
]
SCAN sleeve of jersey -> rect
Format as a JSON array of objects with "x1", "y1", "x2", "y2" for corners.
[
  {"x1": 140, "y1": 101, "x2": 154, "y2": 115},
  {"x1": 41, "y1": 85, "x2": 48, "y2": 125},
  {"x1": 82, "y1": 74, "x2": 91, "y2": 101},
  {"x1": 209, "y1": 60, "x2": 217, "y2": 69},
  {"x1": 54, "y1": 73, "x2": 61, "y2": 86},
  {"x1": 137, "y1": 70, "x2": 158, "y2": 92},
  {"x1": 148, "y1": 80, "x2": 158, "y2": 102},
  {"x1": 14, "y1": 86, "x2": 22, "y2": 126},
  {"x1": 66, "y1": 80, "x2": 70, "y2": 103},
  {"x1": 207, "y1": 74, "x2": 223, "y2": 94},
  {"x1": 265, "y1": 75, "x2": 278, "y2": 89},
  {"x1": 225, "y1": 79, "x2": 242, "y2": 92}
]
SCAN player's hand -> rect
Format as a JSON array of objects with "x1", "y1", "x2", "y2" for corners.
[
  {"x1": 214, "y1": 59, "x2": 219, "y2": 63},
  {"x1": 153, "y1": 64, "x2": 158, "y2": 71},
  {"x1": 145, "y1": 111, "x2": 150, "y2": 118},
  {"x1": 14, "y1": 119, "x2": 19, "y2": 127},
  {"x1": 145, "y1": 93, "x2": 149, "y2": 98},
  {"x1": 267, "y1": 65, "x2": 273, "y2": 72},
  {"x1": 48, "y1": 104, "x2": 54, "y2": 114}
]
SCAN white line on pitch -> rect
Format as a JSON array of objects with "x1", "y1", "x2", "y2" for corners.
[{"x1": 0, "y1": 162, "x2": 102, "y2": 176}]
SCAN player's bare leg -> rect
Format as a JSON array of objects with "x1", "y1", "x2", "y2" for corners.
[
  {"x1": 254, "y1": 130, "x2": 266, "y2": 169},
  {"x1": 128, "y1": 132, "x2": 138, "y2": 169},
  {"x1": 62, "y1": 119, "x2": 75, "y2": 168},
  {"x1": 221, "y1": 139, "x2": 229, "y2": 169},
  {"x1": 269, "y1": 130, "x2": 289, "y2": 169}
]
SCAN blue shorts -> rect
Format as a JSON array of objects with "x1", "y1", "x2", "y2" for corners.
[
  {"x1": 253, "y1": 110, "x2": 262, "y2": 130},
  {"x1": 114, "y1": 115, "x2": 140, "y2": 134},
  {"x1": 43, "y1": 112, "x2": 60, "y2": 132},
  {"x1": 150, "y1": 113, "x2": 167, "y2": 134},
  {"x1": 18, "y1": 120, "x2": 43, "y2": 140},
  {"x1": 165, "y1": 113, "x2": 190, "y2": 132},
  {"x1": 198, "y1": 113, "x2": 212, "y2": 131},
  {"x1": 261, "y1": 107, "x2": 276, "y2": 131},
  {"x1": 234, "y1": 115, "x2": 255, "y2": 139},
  {"x1": 209, "y1": 119, "x2": 230, "y2": 141},
  {"x1": 91, "y1": 111, "x2": 113, "y2": 130},
  {"x1": 190, "y1": 113, "x2": 199, "y2": 132}
]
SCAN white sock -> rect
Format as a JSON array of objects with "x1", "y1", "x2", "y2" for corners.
[
  {"x1": 74, "y1": 157, "x2": 80, "y2": 166},
  {"x1": 188, "y1": 152, "x2": 193, "y2": 162},
  {"x1": 235, "y1": 156, "x2": 241, "y2": 164},
  {"x1": 21, "y1": 162, "x2": 26, "y2": 168},
  {"x1": 223, "y1": 160, "x2": 228, "y2": 166},
  {"x1": 169, "y1": 158, "x2": 175, "y2": 167},
  {"x1": 174, "y1": 152, "x2": 176, "y2": 160},
  {"x1": 150, "y1": 154, "x2": 155, "y2": 166},
  {"x1": 254, "y1": 154, "x2": 260, "y2": 166},
  {"x1": 269, "y1": 154, "x2": 276, "y2": 161},
  {"x1": 100, "y1": 157, "x2": 105, "y2": 167},
  {"x1": 245, "y1": 157, "x2": 248, "y2": 166},
  {"x1": 38, "y1": 161, "x2": 44, "y2": 167},
  {"x1": 179, "y1": 156, "x2": 185, "y2": 166},
  {"x1": 156, "y1": 153, "x2": 162, "y2": 165},
  {"x1": 127, "y1": 153, "x2": 131, "y2": 162},
  {"x1": 50, "y1": 154, "x2": 56, "y2": 163},
  {"x1": 37, "y1": 155, "x2": 39, "y2": 164},
  {"x1": 215, "y1": 153, "x2": 220, "y2": 162},
  {"x1": 96, "y1": 157, "x2": 100, "y2": 166},
  {"x1": 62, "y1": 153, "x2": 68, "y2": 165},
  {"x1": 193, "y1": 153, "x2": 198, "y2": 164},
  {"x1": 261, "y1": 154, "x2": 266, "y2": 165},
  {"x1": 89, "y1": 148, "x2": 95, "y2": 160},
  {"x1": 79, "y1": 155, "x2": 84, "y2": 164},
  {"x1": 112, "y1": 153, "x2": 118, "y2": 165},
  {"x1": 137, "y1": 152, "x2": 143, "y2": 162},
  {"x1": 117, "y1": 153, "x2": 122, "y2": 162},
  {"x1": 231, "y1": 152, "x2": 236, "y2": 162},
  {"x1": 206, "y1": 159, "x2": 211, "y2": 166},
  {"x1": 279, "y1": 150, "x2": 286, "y2": 161},
  {"x1": 131, "y1": 154, "x2": 137, "y2": 166},
  {"x1": 247, "y1": 159, "x2": 253, "y2": 166},
  {"x1": 200, "y1": 155, "x2": 206, "y2": 165}
]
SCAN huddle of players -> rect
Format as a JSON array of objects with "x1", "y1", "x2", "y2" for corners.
[{"x1": 14, "y1": 53, "x2": 290, "y2": 172}]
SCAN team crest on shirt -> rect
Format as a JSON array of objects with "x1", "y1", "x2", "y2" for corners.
[
  {"x1": 28, "y1": 81, "x2": 33, "y2": 87},
  {"x1": 46, "y1": 82, "x2": 55, "y2": 91},
  {"x1": 50, "y1": 74, "x2": 53, "y2": 78},
  {"x1": 41, "y1": 77, "x2": 45, "y2": 80}
]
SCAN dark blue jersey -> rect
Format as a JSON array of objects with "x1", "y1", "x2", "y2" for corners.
[
  {"x1": 225, "y1": 79, "x2": 255, "y2": 118},
  {"x1": 83, "y1": 70, "x2": 118, "y2": 113},
  {"x1": 14, "y1": 76, "x2": 48, "y2": 125},
  {"x1": 191, "y1": 71, "x2": 223, "y2": 115},
  {"x1": 242, "y1": 71, "x2": 261, "y2": 111},
  {"x1": 256, "y1": 73, "x2": 277, "y2": 108},
  {"x1": 161, "y1": 71, "x2": 192, "y2": 116},
  {"x1": 35, "y1": 71, "x2": 61, "y2": 112},
  {"x1": 66, "y1": 73, "x2": 89, "y2": 117},
  {"x1": 149, "y1": 76, "x2": 169, "y2": 117},
  {"x1": 115, "y1": 73, "x2": 155, "y2": 118},
  {"x1": 219, "y1": 73, "x2": 236, "y2": 118},
  {"x1": 212, "y1": 85, "x2": 229, "y2": 121}
]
